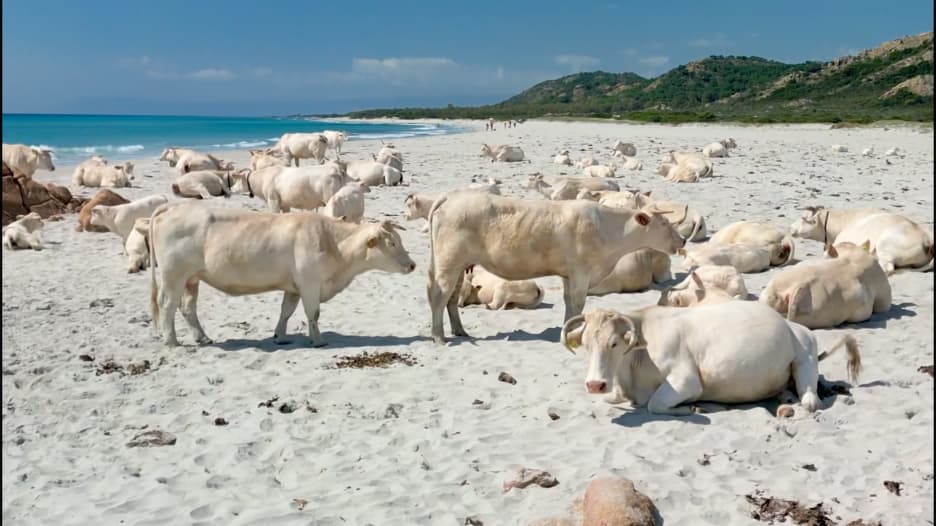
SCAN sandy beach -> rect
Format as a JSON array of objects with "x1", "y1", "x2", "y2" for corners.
[{"x1": 2, "y1": 119, "x2": 933, "y2": 525}]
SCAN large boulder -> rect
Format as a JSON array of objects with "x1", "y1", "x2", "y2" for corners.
[{"x1": 2, "y1": 161, "x2": 87, "y2": 226}]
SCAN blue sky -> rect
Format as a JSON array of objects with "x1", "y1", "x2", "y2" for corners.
[{"x1": 2, "y1": 0, "x2": 932, "y2": 116}]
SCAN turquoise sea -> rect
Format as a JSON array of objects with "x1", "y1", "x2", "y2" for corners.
[{"x1": 1, "y1": 114, "x2": 460, "y2": 165}]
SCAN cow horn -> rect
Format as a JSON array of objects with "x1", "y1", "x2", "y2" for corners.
[{"x1": 616, "y1": 315, "x2": 637, "y2": 349}]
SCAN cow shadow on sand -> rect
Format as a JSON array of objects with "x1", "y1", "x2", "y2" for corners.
[
  {"x1": 610, "y1": 375, "x2": 854, "y2": 427},
  {"x1": 212, "y1": 332, "x2": 427, "y2": 352},
  {"x1": 843, "y1": 302, "x2": 916, "y2": 329}
]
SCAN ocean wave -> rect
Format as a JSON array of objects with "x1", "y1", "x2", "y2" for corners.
[
  {"x1": 29, "y1": 144, "x2": 145, "y2": 159},
  {"x1": 210, "y1": 140, "x2": 271, "y2": 149}
]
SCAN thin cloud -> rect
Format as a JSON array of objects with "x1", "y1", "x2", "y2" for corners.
[
  {"x1": 554, "y1": 54, "x2": 601, "y2": 72},
  {"x1": 351, "y1": 57, "x2": 457, "y2": 74},
  {"x1": 249, "y1": 67, "x2": 273, "y2": 78},
  {"x1": 188, "y1": 68, "x2": 236, "y2": 81},
  {"x1": 689, "y1": 33, "x2": 731, "y2": 48},
  {"x1": 117, "y1": 56, "x2": 151, "y2": 67},
  {"x1": 638, "y1": 55, "x2": 670, "y2": 67}
]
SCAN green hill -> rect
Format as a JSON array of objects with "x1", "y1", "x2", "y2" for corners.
[{"x1": 344, "y1": 31, "x2": 933, "y2": 123}]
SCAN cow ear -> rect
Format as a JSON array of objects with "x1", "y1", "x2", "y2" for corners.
[
  {"x1": 690, "y1": 271, "x2": 703, "y2": 287},
  {"x1": 826, "y1": 244, "x2": 838, "y2": 258},
  {"x1": 861, "y1": 240, "x2": 871, "y2": 252},
  {"x1": 635, "y1": 212, "x2": 651, "y2": 226},
  {"x1": 367, "y1": 236, "x2": 378, "y2": 248}
]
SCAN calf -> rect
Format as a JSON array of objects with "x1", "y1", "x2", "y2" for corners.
[
  {"x1": 2, "y1": 212, "x2": 43, "y2": 250},
  {"x1": 76, "y1": 189, "x2": 130, "y2": 232},
  {"x1": 457, "y1": 266, "x2": 544, "y2": 310},
  {"x1": 709, "y1": 221, "x2": 795, "y2": 266},
  {"x1": 323, "y1": 182, "x2": 370, "y2": 224},
  {"x1": 148, "y1": 202, "x2": 416, "y2": 346},
  {"x1": 126, "y1": 218, "x2": 151, "y2": 273},
  {"x1": 588, "y1": 249, "x2": 672, "y2": 295}
]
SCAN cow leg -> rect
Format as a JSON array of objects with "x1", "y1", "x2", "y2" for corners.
[
  {"x1": 273, "y1": 292, "x2": 301, "y2": 344},
  {"x1": 646, "y1": 367, "x2": 702, "y2": 416},
  {"x1": 791, "y1": 349, "x2": 820, "y2": 412},
  {"x1": 561, "y1": 275, "x2": 589, "y2": 322},
  {"x1": 180, "y1": 279, "x2": 212, "y2": 344},
  {"x1": 158, "y1": 280, "x2": 185, "y2": 347},
  {"x1": 447, "y1": 271, "x2": 469, "y2": 337},
  {"x1": 429, "y1": 267, "x2": 466, "y2": 344},
  {"x1": 298, "y1": 289, "x2": 326, "y2": 347}
]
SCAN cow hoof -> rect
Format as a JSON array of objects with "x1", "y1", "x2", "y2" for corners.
[
  {"x1": 163, "y1": 339, "x2": 180, "y2": 348},
  {"x1": 603, "y1": 392, "x2": 626, "y2": 404},
  {"x1": 432, "y1": 335, "x2": 447, "y2": 345},
  {"x1": 453, "y1": 329, "x2": 470, "y2": 338},
  {"x1": 196, "y1": 337, "x2": 214, "y2": 345}
]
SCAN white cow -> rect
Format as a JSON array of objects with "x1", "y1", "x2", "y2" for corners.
[
  {"x1": 177, "y1": 152, "x2": 233, "y2": 174},
  {"x1": 831, "y1": 144, "x2": 848, "y2": 153},
  {"x1": 148, "y1": 202, "x2": 416, "y2": 346},
  {"x1": 680, "y1": 242, "x2": 773, "y2": 273},
  {"x1": 71, "y1": 155, "x2": 107, "y2": 185},
  {"x1": 719, "y1": 138, "x2": 737, "y2": 149},
  {"x1": 73, "y1": 162, "x2": 134, "y2": 188},
  {"x1": 323, "y1": 182, "x2": 369, "y2": 224},
  {"x1": 561, "y1": 303, "x2": 861, "y2": 414},
  {"x1": 271, "y1": 133, "x2": 329, "y2": 166},
  {"x1": 340, "y1": 159, "x2": 402, "y2": 187},
  {"x1": 426, "y1": 191, "x2": 685, "y2": 343},
  {"x1": 249, "y1": 149, "x2": 289, "y2": 171},
  {"x1": 322, "y1": 130, "x2": 349, "y2": 159},
  {"x1": 790, "y1": 207, "x2": 933, "y2": 273},
  {"x1": 159, "y1": 147, "x2": 198, "y2": 168},
  {"x1": 373, "y1": 147, "x2": 404, "y2": 173},
  {"x1": 126, "y1": 217, "x2": 151, "y2": 273},
  {"x1": 553, "y1": 150, "x2": 574, "y2": 166},
  {"x1": 90, "y1": 194, "x2": 168, "y2": 246},
  {"x1": 656, "y1": 162, "x2": 699, "y2": 183},
  {"x1": 524, "y1": 174, "x2": 620, "y2": 200},
  {"x1": 664, "y1": 151, "x2": 713, "y2": 177},
  {"x1": 861, "y1": 148, "x2": 875, "y2": 157},
  {"x1": 611, "y1": 141, "x2": 637, "y2": 157},
  {"x1": 656, "y1": 268, "x2": 748, "y2": 308},
  {"x1": 582, "y1": 164, "x2": 617, "y2": 178},
  {"x1": 403, "y1": 185, "x2": 502, "y2": 233},
  {"x1": 264, "y1": 163, "x2": 347, "y2": 213},
  {"x1": 576, "y1": 157, "x2": 598, "y2": 169},
  {"x1": 2, "y1": 212, "x2": 43, "y2": 251},
  {"x1": 2, "y1": 144, "x2": 55, "y2": 180},
  {"x1": 588, "y1": 249, "x2": 672, "y2": 295},
  {"x1": 885, "y1": 147, "x2": 903, "y2": 157},
  {"x1": 171, "y1": 170, "x2": 232, "y2": 199},
  {"x1": 480, "y1": 143, "x2": 525, "y2": 162},
  {"x1": 468, "y1": 176, "x2": 502, "y2": 194},
  {"x1": 702, "y1": 142, "x2": 728, "y2": 158},
  {"x1": 457, "y1": 265, "x2": 544, "y2": 310},
  {"x1": 759, "y1": 241, "x2": 892, "y2": 328},
  {"x1": 709, "y1": 221, "x2": 795, "y2": 267},
  {"x1": 612, "y1": 155, "x2": 643, "y2": 171},
  {"x1": 576, "y1": 189, "x2": 645, "y2": 210}
]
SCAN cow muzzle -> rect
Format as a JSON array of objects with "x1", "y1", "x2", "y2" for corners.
[{"x1": 586, "y1": 380, "x2": 607, "y2": 394}]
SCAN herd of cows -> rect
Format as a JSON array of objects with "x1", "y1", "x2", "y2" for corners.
[{"x1": 2, "y1": 130, "x2": 933, "y2": 417}]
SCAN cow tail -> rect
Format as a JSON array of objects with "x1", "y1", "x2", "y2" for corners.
[
  {"x1": 817, "y1": 334, "x2": 861, "y2": 384},
  {"x1": 148, "y1": 203, "x2": 169, "y2": 330},
  {"x1": 427, "y1": 195, "x2": 448, "y2": 284}
]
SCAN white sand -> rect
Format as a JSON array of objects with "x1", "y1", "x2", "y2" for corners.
[{"x1": 2, "y1": 119, "x2": 933, "y2": 525}]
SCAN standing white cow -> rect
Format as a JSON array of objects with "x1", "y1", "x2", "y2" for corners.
[
  {"x1": 263, "y1": 163, "x2": 347, "y2": 213},
  {"x1": 2, "y1": 144, "x2": 55, "y2": 180},
  {"x1": 561, "y1": 303, "x2": 861, "y2": 414},
  {"x1": 148, "y1": 202, "x2": 416, "y2": 346},
  {"x1": 322, "y1": 130, "x2": 349, "y2": 159},
  {"x1": 426, "y1": 191, "x2": 685, "y2": 343},
  {"x1": 271, "y1": 133, "x2": 329, "y2": 166}
]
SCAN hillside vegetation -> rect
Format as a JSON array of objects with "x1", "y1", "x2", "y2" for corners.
[{"x1": 343, "y1": 32, "x2": 933, "y2": 123}]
